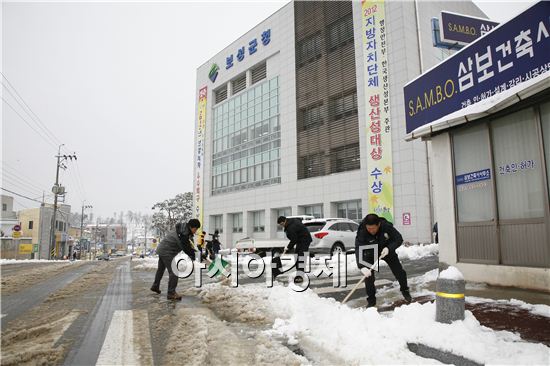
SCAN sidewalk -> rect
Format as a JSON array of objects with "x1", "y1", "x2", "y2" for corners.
[{"x1": 382, "y1": 282, "x2": 550, "y2": 347}]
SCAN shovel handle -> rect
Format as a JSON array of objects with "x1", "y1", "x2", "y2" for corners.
[{"x1": 342, "y1": 275, "x2": 367, "y2": 305}]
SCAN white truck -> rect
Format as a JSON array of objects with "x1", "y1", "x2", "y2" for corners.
[{"x1": 234, "y1": 215, "x2": 315, "y2": 255}]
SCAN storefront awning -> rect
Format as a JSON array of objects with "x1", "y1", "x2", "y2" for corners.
[{"x1": 406, "y1": 72, "x2": 550, "y2": 141}]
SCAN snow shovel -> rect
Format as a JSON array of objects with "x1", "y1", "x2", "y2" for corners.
[{"x1": 342, "y1": 261, "x2": 380, "y2": 305}]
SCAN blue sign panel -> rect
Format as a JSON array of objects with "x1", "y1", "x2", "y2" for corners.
[
  {"x1": 455, "y1": 168, "x2": 491, "y2": 185},
  {"x1": 440, "y1": 11, "x2": 499, "y2": 46},
  {"x1": 404, "y1": 1, "x2": 550, "y2": 134}
]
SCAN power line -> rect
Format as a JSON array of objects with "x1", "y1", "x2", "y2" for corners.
[
  {"x1": 1, "y1": 73, "x2": 63, "y2": 147},
  {"x1": 2, "y1": 172, "x2": 44, "y2": 196},
  {"x1": 1, "y1": 187, "x2": 44, "y2": 204},
  {"x1": 2, "y1": 97, "x2": 58, "y2": 151},
  {"x1": 1, "y1": 167, "x2": 49, "y2": 193}
]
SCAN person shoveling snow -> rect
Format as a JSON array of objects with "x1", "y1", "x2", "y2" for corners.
[{"x1": 354, "y1": 213, "x2": 411, "y2": 308}]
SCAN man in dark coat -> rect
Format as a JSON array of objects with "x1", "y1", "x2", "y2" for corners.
[
  {"x1": 151, "y1": 219, "x2": 201, "y2": 300},
  {"x1": 276, "y1": 216, "x2": 313, "y2": 283},
  {"x1": 355, "y1": 213, "x2": 411, "y2": 308}
]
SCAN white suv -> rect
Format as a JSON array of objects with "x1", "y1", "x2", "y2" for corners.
[{"x1": 304, "y1": 218, "x2": 359, "y2": 256}]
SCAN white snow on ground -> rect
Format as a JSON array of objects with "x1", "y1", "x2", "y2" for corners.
[
  {"x1": 439, "y1": 266, "x2": 464, "y2": 280},
  {"x1": 132, "y1": 257, "x2": 158, "y2": 270},
  {"x1": 0, "y1": 259, "x2": 77, "y2": 265},
  {"x1": 467, "y1": 296, "x2": 550, "y2": 318},
  {"x1": 396, "y1": 243, "x2": 439, "y2": 260},
  {"x1": 197, "y1": 283, "x2": 549, "y2": 365}
]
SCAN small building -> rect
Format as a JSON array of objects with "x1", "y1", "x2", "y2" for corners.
[
  {"x1": 18, "y1": 203, "x2": 71, "y2": 259},
  {"x1": 0, "y1": 195, "x2": 19, "y2": 237},
  {"x1": 87, "y1": 223, "x2": 127, "y2": 253},
  {"x1": 405, "y1": 1, "x2": 550, "y2": 291}
]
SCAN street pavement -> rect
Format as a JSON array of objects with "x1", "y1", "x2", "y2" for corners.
[{"x1": 1, "y1": 254, "x2": 548, "y2": 365}]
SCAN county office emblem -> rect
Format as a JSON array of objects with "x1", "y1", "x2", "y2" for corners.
[{"x1": 208, "y1": 64, "x2": 219, "y2": 83}]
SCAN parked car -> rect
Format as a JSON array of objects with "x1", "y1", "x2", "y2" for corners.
[
  {"x1": 304, "y1": 218, "x2": 359, "y2": 256},
  {"x1": 96, "y1": 253, "x2": 110, "y2": 261},
  {"x1": 114, "y1": 251, "x2": 125, "y2": 257}
]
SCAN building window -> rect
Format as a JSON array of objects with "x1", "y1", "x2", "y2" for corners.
[
  {"x1": 299, "y1": 102, "x2": 324, "y2": 131},
  {"x1": 215, "y1": 86, "x2": 228, "y2": 104},
  {"x1": 298, "y1": 32, "x2": 322, "y2": 66},
  {"x1": 327, "y1": 13, "x2": 354, "y2": 51},
  {"x1": 301, "y1": 153, "x2": 324, "y2": 178},
  {"x1": 28, "y1": 221, "x2": 34, "y2": 230},
  {"x1": 232, "y1": 73, "x2": 247, "y2": 95},
  {"x1": 336, "y1": 200, "x2": 362, "y2": 221},
  {"x1": 231, "y1": 213, "x2": 243, "y2": 233},
  {"x1": 211, "y1": 77, "x2": 280, "y2": 195},
  {"x1": 2, "y1": 203, "x2": 6, "y2": 211},
  {"x1": 252, "y1": 211, "x2": 265, "y2": 232},
  {"x1": 251, "y1": 63, "x2": 267, "y2": 84},
  {"x1": 211, "y1": 215, "x2": 223, "y2": 233},
  {"x1": 492, "y1": 109, "x2": 545, "y2": 220},
  {"x1": 301, "y1": 204, "x2": 323, "y2": 219},
  {"x1": 330, "y1": 143, "x2": 360, "y2": 173},
  {"x1": 330, "y1": 90, "x2": 358, "y2": 121},
  {"x1": 453, "y1": 124, "x2": 495, "y2": 223},
  {"x1": 275, "y1": 208, "x2": 291, "y2": 232}
]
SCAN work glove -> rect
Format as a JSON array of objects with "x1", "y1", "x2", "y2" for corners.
[
  {"x1": 361, "y1": 267, "x2": 372, "y2": 278},
  {"x1": 380, "y1": 247, "x2": 389, "y2": 259}
]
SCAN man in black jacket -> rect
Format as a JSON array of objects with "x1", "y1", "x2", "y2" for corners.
[
  {"x1": 151, "y1": 219, "x2": 201, "y2": 300},
  {"x1": 276, "y1": 216, "x2": 313, "y2": 283},
  {"x1": 355, "y1": 213, "x2": 411, "y2": 308}
]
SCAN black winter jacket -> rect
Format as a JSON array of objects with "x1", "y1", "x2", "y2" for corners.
[
  {"x1": 156, "y1": 223, "x2": 196, "y2": 260},
  {"x1": 354, "y1": 218, "x2": 403, "y2": 269},
  {"x1": 284, "y1": 218, "x2": 313, "y2": 251}
]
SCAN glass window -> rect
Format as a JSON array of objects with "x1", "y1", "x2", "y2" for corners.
[
  {"x1": 303, "y1": 204, "x2": 323, "y2": 218},
  {"x1": 492, "y1": 109, "x2": 545, "y2": 219},
  {"x1": 211, "y1": 215, "x2": 223, "y2": 233},
  {"x1": 540, "y1": 102, "x2": 550, "y2": 197},
  {"x1": 453, "y1": 124, "x2": 495, "y2": 222},
  {"x1": 276, "y1": 208, "x2": 291, "y2": 231},
  {"x1": 336, "y1": 200, "x2": 362, "y2": 221},
  {"x1": 232, "y1": 213, "x2": 243, "y2": 233},
  {"x1": 252, "y1": 211, "x2": 265, "y2": 232}
]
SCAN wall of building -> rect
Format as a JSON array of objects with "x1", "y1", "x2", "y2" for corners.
[{"x1": 195, "y1": 1, "x2": 488, "y2": 248}]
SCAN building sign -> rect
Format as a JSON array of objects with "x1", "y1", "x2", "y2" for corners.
[
  {"x1": 209, "y1": 64, "x2": 220, "y2": 83},
  {"x1": 404, "y1": 1, "x2": 550, "y2": 134},
  {"x1": 194, "y1": 86, "x2": 208, "y2": 231},
  {"x1": 498, "y1": 160, "x2": 536, "y2": 175},
  {"x1": 440, "y1": 11, "x2": 499, "y2": 46},
  {"x1": 362, "y1": 0, "x2": 394, "y2": 222},
  {"x1": 19, "y1": 244, "x2": 32, "y2": 254},
  {"x1": 225, "y1": 29, "x2": 271, "y2": 70},
  {"x1": 402, "y1": 213, "x2": 411, "y2": 226},
  {"x1": 455, "y1": 168, "x2": 491, "y2": 185}
]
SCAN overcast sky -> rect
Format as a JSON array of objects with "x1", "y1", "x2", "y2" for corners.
[{"x1": 1, "y1": 0, "x2": 535, "y2": 219}]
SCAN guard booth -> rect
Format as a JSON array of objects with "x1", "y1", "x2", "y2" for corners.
[{"x1": 404, "y1": 1, "x2": 550, "y2": 291}]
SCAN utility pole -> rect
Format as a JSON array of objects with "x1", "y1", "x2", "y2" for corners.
[
  {"x1": 80, "y1": 202, "x2": 92, "y2": 259},
  {"x1": 49, "y1": 144, "x2": 77, "y2": 260}
]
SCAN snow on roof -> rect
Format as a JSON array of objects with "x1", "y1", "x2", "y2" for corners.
[
  {"x1": 406, "y1": 72, "x2": 550, "y2": 141},
  {"x1": 439, "y1": 266, "x2": 464, "y2": 281}
]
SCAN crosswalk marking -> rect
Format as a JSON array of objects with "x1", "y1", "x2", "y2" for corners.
[{"x1": 96, "y1": 310, "x2": 137, "y2": 366}]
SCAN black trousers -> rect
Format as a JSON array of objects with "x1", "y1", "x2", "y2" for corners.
[
  {"x1": 152, "y1": 255, "x2": 179, "y2": 295},
  {"x1": 365, "y1": 252, "x2": 408, "y2": 301},
  {"x1": 272, "y1": 243, "x2": 310, "y2": 275}
]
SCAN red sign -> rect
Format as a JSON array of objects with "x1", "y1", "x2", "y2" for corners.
[
  {"x1": 13, "y1": 224, "x2": 21, "y2": 231},
  {"x1": 402, "y1": 213, "x2": 411, "y2": 226}
]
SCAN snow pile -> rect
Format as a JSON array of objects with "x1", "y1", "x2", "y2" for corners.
[
  {"x1": 0, "y1": 259, "x2": 74, "y2": 265},
  {"x1": 132, "y1": 257, "x2": 158, "y2": 270},
  {"x1": 439, "y1": 266, "x2": 464, "y2": 281},
  {"x1": 396, "y1": 243, "x2": 439, "y2": 260},
  {"x1": 193, "y1": 282, "x2": 549, "y2": 364},
  {"x1": 265, "y1": 285, "x2": 549, "y2": 365},
  {"x1": 467, "y1": 296, "x2": 550, "y2": 318}
]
